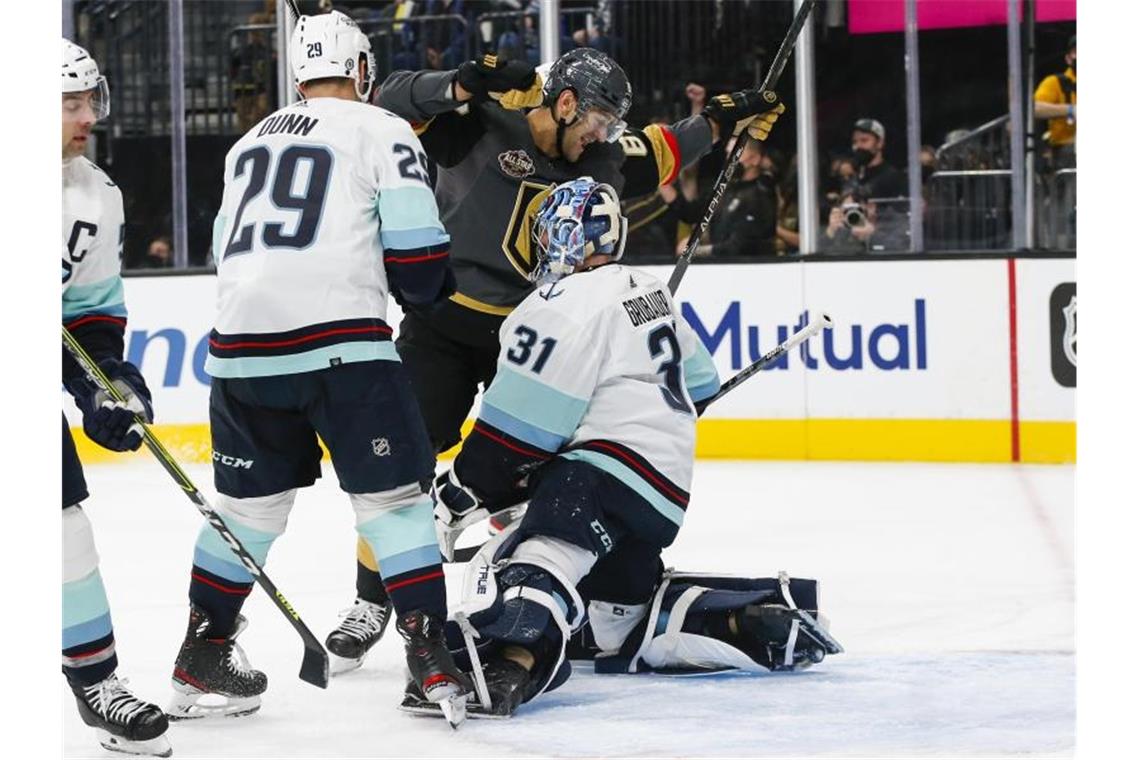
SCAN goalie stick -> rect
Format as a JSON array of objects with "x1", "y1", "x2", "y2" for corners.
[
  {"x1": 666, "y1": 0, "x2": 819, "y2": 295},
  {"x1": 447, "y1": 312, "x2": 835, "y2": 563},
  {"x1": 62, "y1": 327, "x2": 329, "y2": 689}
]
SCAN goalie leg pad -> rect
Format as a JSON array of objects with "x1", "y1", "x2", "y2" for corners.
[
  {"x1": 455, "y1": 530, "x2": 593, "y2": 701},
  {"x1": 597, "y1": 570, "x2": 839, "y2": 675}
]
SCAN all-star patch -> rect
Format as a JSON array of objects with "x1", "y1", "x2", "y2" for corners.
[{"x1": 498, "y1": 149, "x2": 536, "y2": 179}]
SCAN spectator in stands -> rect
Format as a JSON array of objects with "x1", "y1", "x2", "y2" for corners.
[
  {"x1": 230, "y1": 1, "x2": 277, "y2": 133},
  {"x1": 775, "y1": 153, "x2": 799, "y2": 255},
  {"x1": 1034, "y1": 34, "x2": 1076, "y2": 169},
  {"x1": 1033, "y1": 34, "x2": 1076, "y2": 248},
  {"x1": 850, "y1": 118, "x2": 906, "y2": 200},
  {"x1": 820, "y1": 189, "x2": 908, "y2": 254},
  {"x1": 660, "y1": 136, "x2": 778, "y2": 258},
  {"x1": 139, "y1": 237, "x2": 173, "y2": 269},
  {"x1": 571, "y1": 0, "x2": 619, "y2": 58}
]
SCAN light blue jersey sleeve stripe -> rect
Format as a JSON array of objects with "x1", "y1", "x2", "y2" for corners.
[
  {"x1": 560, "y1": 449, "x2": 686, "y2": 528},
  {"x1": 62, "y1": 276, "x2": 127, "y2": 321},
  {"x1": 380, "y1": 226, "x2": 450, "y2": 251},
  {"x1": 377, "y1": 185, "x2": 446, "y2": 230},
  {"x1": 479, "y1": 403, "x2": 566, "y2": 453},
  {"x1": 63, "y1": 612, "x2": 113, "y2": 649},
  {"x1": 683, "y1": 342, "x2": 720, "y2": 403},
  {"x1": 482, "y1": 365, "x2": 590, "y2": 439},
  {"x1": 205, "y1": 341, "x2": 400, "y2": 379},
  {"x1": 62, "y1": 569, "x2": 111, "y2": 629}
]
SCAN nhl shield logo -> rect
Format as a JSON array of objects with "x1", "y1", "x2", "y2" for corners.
[
  {"x1": 1048, "y1": 282, "x2": 1076, "y2": 388},
  {"x1": 371, "y1": 438, "x2": 390, "y2": 457},
  {"x1": 1062, "y1": 295, "x2": 1076, "y2": 368},
  {"x1": 498, "y1": 149, "x2": 536, "y2": 179}
]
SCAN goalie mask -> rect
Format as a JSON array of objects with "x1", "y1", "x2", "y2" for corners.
[
  {"x1": 290, "y1": 11, "x2": 376, "y2": 102},
  {"x1": 530, "y1": 178, "x2": 627, "y2": 285},
  {"x1": 62, "y1": 39, "x2": 110, "y2": 121}
]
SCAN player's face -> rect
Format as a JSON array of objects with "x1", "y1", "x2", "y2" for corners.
[
  {"x1": 561, "y1": 108, "x2": 623, "y2": 163},
  {"x1": 62, "y1": 92, "x2": 98, "y2": 159}
]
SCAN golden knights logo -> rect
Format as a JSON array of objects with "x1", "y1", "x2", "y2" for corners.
[
  {"x1": 1049, "y1": 283, "x2": 1076, "y2": 388},
  {"x1": 498, "y1": 149, "x2": 536, "y2": 179},
  {"x1": 501, "y1": 180, "x2": 555, "y2": 278}
]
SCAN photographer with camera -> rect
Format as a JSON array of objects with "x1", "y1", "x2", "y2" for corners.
[
  {"x1": 821, "y1": 189, "x2": 908, "y2": 254},
  {"x1": 849, "y1": 118, "x2": 906, "y2": 200}
]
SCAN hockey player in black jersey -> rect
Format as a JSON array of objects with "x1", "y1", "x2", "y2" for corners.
[{"x1": 327, "y1": 47, "x2": 786, "y2": 671}]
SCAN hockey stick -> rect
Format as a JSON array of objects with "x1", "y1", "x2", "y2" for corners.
[
  {"x1": 696, "y1": 311, "x2": 832, "y2": 410},
  {"x1": 447, "y1": 313, "x2": 835, "y2": 563},
  {"x1": 666, "y1": 0, "x2": 818, "y2": 295},
  {"x1": 62, "y1": 328, "x2": 329, "y2": 689}
]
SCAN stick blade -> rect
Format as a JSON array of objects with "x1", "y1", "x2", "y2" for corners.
[{"x1": 299, "y1": 643, "x2": 330, "y2": 689}]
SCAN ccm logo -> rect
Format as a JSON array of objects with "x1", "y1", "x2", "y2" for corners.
[{"x1": 213, "y1": 451, "x2": 254, "y2": 469}]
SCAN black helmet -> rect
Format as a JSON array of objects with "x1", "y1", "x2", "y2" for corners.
[{"x1": 542, "y1": 48, "x2": 632, "y2": 122}]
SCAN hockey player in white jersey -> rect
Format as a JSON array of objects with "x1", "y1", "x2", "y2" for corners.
[
  {"x1": 415, "y1": 178, "x2": 841, "y2": 719},
  {"x1": 167, "y1": 11, "x2": 470, "y2": 725},
  {"x1": 61, "y1": 39, "x2": 172, "y2": 757}
]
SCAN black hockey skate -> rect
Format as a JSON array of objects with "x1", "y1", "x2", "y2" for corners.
[
  {"x1": 167, "y1": 605, "x2": 268, "y2": 720},
  {"x1": 72, "y1": 674, "x2": 172, "y2": 757},
  {"x1": 325, "y1": 597, "x2": 393, "y2": 676},
  {"x1": 399, "y1": 656, "x2": 534, "y2": 720},
  {"x1": 396, "y1": 610, "x2": 473, "y2": 728},
  {"x1": 736, "y1": 603, "x2": 844, "y2": 671}
]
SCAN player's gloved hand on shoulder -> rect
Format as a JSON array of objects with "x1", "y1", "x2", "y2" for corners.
[
  {"x1": 701, "y1": 90, "x2": 785, "y2": 142},
  {"x1": 65, "y1": 359, "x2": 153, "y2": 452},
  {"x1": 456, "y1": 54, "x2": 538, "y2": 105}
]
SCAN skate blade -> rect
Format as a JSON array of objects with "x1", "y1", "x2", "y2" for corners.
[
  {"x1": 438, "y1": 693, "x2": 468, "y2": 730},
  {"x1": 399, "y1": 694, "x2": 508, "y2": 721},
  {"x1": 96, "y1": 730, "x2": 172, "y2": 758},
  {"x1": 166, "y1": 688, "x2": 261, "y2": 721},
  {"x1": 328, "y1": 653, "x2": 365, "y2": 677}
]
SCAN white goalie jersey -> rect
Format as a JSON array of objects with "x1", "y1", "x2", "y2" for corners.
[
  {"x1": 206, "y1": 96, "x2": 452, "y2": 379},
  {"x1": 473, "y1": 263, "x2": 720, "y2": 530}
]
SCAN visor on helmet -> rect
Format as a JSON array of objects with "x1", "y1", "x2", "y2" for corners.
[{"x1": 62, "y1": 78, "x2": 110, "y2": 122}]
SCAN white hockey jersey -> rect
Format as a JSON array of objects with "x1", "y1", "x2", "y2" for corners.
[
  {"x1": 472, "y1": 264, "x2": 720, "y2": 531},
  {"x1": 206, "y1": 97, "x2": 451, "y2": 378},
  {"x1": 62, "y1": 156, "x2": 126, "y2": 327}
]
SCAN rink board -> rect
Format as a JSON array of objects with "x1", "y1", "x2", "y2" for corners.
[{"x1": 66, "y1": 256, "x2": 1075, "y2": 464}]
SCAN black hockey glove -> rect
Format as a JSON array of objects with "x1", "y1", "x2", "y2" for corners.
[
  {"x1": 432, "y1": 469, "x2": 481, "y2": 519},
  {"x1": 455, "y1": 54, "x2": 537, "y2": 102},
  {"x1": 701, "y1": 89, "x2": 786, "y2": 142},
  {"x1": 65, "y1": 359, "x2": 153, "y2": 452}
]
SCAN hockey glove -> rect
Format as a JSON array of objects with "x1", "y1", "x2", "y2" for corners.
[
  {"x1": 431, "y1": 469, "x2": 489, "y2": 561},
  {"x1": 702, "y1": 90, "x2": 785, "y2": 143},
  {"x1": 432, "y1": 468, "x2": 481, "y2": 519},
  {"x1": 456, "y1": 55, "x2": 537, "y2": 103},
  {"x1": 66, "y1": 359, "x2": 153, "y2": 452}
]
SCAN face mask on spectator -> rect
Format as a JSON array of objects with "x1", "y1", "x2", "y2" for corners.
[{"x1": 852, "y1": 147, "x2": 876, "y2": 167}]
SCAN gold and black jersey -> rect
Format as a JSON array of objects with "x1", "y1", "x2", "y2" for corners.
[{"x1": 376, "y1": 69, "x2": 712, "y2": 316}]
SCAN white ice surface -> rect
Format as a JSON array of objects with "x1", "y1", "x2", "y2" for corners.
[{"x1": 63, "y1": 460, "x2": 1074, "y2": 758}]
